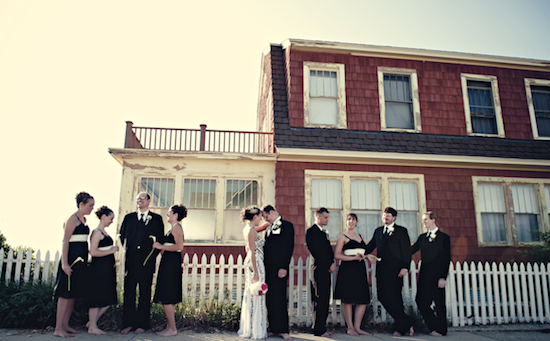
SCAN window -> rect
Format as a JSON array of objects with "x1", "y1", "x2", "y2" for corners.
[
  {"x1": 305, "y1": 170, "x2": 425, "y2": 242},
  {"x1": 461, "y1": 74, "x2": 504, "y2": 137},
  {"x1": 224, "y1": 179, "x2": 259, "y2": 240},
  {"x1": 473, "y1": 177, "x2": 550, "y2": 246},
  {"x1": 525, "y1": 78, "x2": 550, "y2": 140},
  {"x1": 182, "y1": 179, "x2": 216, "y2": 240},
  {"x1": 311, "y1": 178, "x2": 343, "y2": 238},
  {"x1": 303, "y1": 62, "x2": 347, "y2": 129},
  {"x1": 378, "y1": 67, "x2": 421, "y2": 132},
  {"x1": 140, "y1": 177, "x2": 174, "y2": 217}
]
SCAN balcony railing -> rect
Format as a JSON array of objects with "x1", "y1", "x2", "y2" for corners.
[{"x1": 124, "y1": 121, "x2": 274, "y2": 154}]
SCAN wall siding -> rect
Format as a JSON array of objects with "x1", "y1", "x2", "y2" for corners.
[
  {"x1": 286, "y1": 50, "x2": 550, "y2": 139},
  {"x1": 275, "y1": 160, "x2": 549, "y2": 264}
]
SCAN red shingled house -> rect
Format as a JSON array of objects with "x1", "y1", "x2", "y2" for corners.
[{"x1": 257, "y1": 39, "x2": 550, "y2": 264}]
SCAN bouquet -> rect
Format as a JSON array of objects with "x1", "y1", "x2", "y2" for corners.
[{"x1": 250, "y1": 281, "x2": 268, "y2": 296}]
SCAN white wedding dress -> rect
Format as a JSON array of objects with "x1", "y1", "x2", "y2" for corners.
[{"x1": 238, "y1": 225, "x2": 267, "y2": 339}]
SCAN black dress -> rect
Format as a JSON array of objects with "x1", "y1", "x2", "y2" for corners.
[
  {"x1": 334, "y1": 235, "x2": 370, "y2": 304},
  {"x1": 53, "y1": 217, "x2": 89, "y2": 299},
  {"x1": 153, "y1": 230, "x2": 182, "y2": 305},
  {"x1": 87, "y1": 231, "x2": 117, "y2": 308}
]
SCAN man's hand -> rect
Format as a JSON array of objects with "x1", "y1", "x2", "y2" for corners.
[
  {"x1": 438, "y1": 278, "x2": 446, "y2": 288},
  {"x1": 397, "y1": 268, "x2": 408, "y2": 278},
  {"x1": 278, "y1": 268, "x2": 287, "y2": 278},
  {"x1": 329, "y1": 263, "x2": 336, "y2": 273}
]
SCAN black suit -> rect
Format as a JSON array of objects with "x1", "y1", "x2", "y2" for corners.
[
  {"x1": 306, "y1": 224, "x2": 334, "y2": 336},
  {"x1": 411, "y1": 230, "x2": 451, "y2": 335},
  {"x1": 119, "y1": 211, "x2": 164, "y2": 330},
  {"x1": 263, "y1": 218, "x2": 294, "y2": 334},
  {"x1": 365, "y1": 224, "x2": 415, "y2": 335}
]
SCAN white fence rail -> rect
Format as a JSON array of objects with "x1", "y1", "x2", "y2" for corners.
[{"x1": 1, "y1": 248, "x2": 549, "y2": 326}]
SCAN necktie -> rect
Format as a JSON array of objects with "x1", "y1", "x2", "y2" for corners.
[{"x1": 140, "y1": 213, "x2": 144, "y2": 222}]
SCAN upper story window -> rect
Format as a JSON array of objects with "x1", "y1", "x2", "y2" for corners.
[
  {"x1": 303, "y1": 62, "x2": 347, "y2": 129},
  {"x1": 378, "y1": 67, "x2": 421, "y2": 133},
  {"x1": 306, "y1": 170, "x2": 425, "y2": 242},
  {"x1": 461, "y1": 74, "x2": 504, "y2": 137},
  {"x1": 525, "y1": 78, "x2": 550, "y2": 140},
  {"x1": 473, "y1": 177, "x2": 550, "y2": 246}
]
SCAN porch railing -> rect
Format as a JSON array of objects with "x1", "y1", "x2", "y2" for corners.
[{"x1": 124, "y1": 121, "x2": 274, "y2": 154}]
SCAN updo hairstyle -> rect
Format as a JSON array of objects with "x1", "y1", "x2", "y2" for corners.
[
  {"x1": 240, "y1": 206, "x2": 260, "y2": 222},
  {"x1": 171, "y1": 204, "x2": 188, "y2": 221},
  {"x1": 347, "y1": 213, "x2": 358, "y2": 221},
  {"x1": 95, "y1": 206, "x2": 113, "y2": 219},
  {"x1": 76, "y1": 192, "x2": 93, "y2": 207}
]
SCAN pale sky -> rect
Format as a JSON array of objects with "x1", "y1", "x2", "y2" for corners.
[{"x1": 1, "y1": 0, "x2": 549, "y2": 254}]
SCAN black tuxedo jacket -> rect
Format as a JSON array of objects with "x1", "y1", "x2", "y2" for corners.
[
  {"x1": 264, "y1": 219, "x2": 295, "y2": 271},
  {"x1": 365, "y1": 224, "x2": 411, "y2": 274},
  {"x1": 120, "y1": 211, "x2": 165, "y2": 274},
  {"x1": 306, "y1": 225, "x2": 334, "y2": 274},
  {"x1": 411, "y1": 230, "x2": 451, "y2": 282}
]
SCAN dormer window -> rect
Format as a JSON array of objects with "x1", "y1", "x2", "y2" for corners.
[{"x1": 303, "y1": 62, "x2": 347, "y2": 129}]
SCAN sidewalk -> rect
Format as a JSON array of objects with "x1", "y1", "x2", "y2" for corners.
[{"x1": 1, "y1": 325, "x2": 549, "y2": 341}]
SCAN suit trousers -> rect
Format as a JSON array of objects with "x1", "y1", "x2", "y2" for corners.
[
  {"x1": 377, "y1": 267, "x2": 415, "y2": 335},
  {"x1": 265, "y1": 268, "x2": 289, "y2": 333},
  {"x1": 416, "y1": 285, "x2": 447, "y2": 335},
  {"x1": 123, "y1": 268, "x2": 154, "y2": 329},
  {"x1": 311, "y1": 269, "x2": 331, "y2": 336}
]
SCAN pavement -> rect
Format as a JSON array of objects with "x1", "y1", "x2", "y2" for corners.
[{"x1": 1, "y1": 325, "x2": 549, "y2": 341}]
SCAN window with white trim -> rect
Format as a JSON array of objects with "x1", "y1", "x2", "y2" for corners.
[
  {"x1": 473, "y1": 177, "x2": 550, "y2": 246},
  {"x1": 224, "y1": 179, "x2": 259, "y2": 240},
  {"x1": 303, "y1": 62, "x2": 347, "y2": 129},
  {"x1": 461, "y1": 74, "x2": 504, "y2": 137},
  {"x1": 140, "y1": 177, "x2": 174, "y2": 217},
  {"x1": 525, "y1": 78, "x2": 550, "y2": 140},
  {"x1": 182, "y1": 178, "x2": 216, "y2": 241},
  {"x1": 306, "y1": 170, "x2": 425, "y2": 242},
  {"x1": 378, "y1": 67, "x2": 421, "y2": 132},
  {"x1": 311, "y1": 178, "x2": 343, "y2": 238}
]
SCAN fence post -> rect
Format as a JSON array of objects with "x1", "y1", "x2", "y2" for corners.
[{"x1": 199, "y1": 124, "x2": 207, "y2": 151}]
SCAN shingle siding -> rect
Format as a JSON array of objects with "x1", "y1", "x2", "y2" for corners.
[{"x1": 267, "y1": 44, "x2": 550, "y2": 159}]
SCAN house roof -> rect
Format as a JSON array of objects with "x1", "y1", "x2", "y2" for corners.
[
  {"x1": 267, "y1": 44, "x2": 550, "y2": 164},
  {"x1": 281, "y1": 39, "x2": 550, "y2": 72}
]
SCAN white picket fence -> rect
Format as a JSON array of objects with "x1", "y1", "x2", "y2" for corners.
[{"x1": 1, "y1": 248, "x2": 549, "y2": 326}]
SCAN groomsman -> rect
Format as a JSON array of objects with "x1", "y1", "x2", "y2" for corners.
[
  {"x1": 306, "y1": 207, "x2": 335, "y2": 338},
  {"x1": 365, "y1": 207, "x2": 415, "y2": 337},
  {"x1": 262, "y1": 205, "x2": 294, "y2": 341},
  {"x1": 411, "y1": 212, "x2": 451, "y2": 336},
  {"x1": 119, "y1": 192, "x2": 164, "y2": 334}
]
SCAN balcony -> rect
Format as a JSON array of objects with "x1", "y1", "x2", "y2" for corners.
[{"x1": 124, "y1": 121, "x2": 274, "y2": 154}]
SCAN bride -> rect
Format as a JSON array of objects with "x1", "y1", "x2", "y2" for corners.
[{"x1": 237, "y1": 206, "x2": 267, "y2": 339}]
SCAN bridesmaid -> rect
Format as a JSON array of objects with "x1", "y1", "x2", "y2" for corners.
[
  {"x1": 334, "y1": 213, "x2": 371, "y2": 336},
  {"x1": 53, "y1": 192, "x2": 94, "y2": 338},
  {"x1": 152, "y1": 204, "x2": 186, "y2": 337},
  {"x1": 87, "y1": 206, "x2": 119, "y2": 335}
]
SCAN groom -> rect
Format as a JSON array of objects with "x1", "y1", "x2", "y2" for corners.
[{"x1": 261, "y1": 204, "x2": 295, "y2": 341}]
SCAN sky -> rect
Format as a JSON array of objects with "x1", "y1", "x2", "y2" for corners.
[{"x1": 1, "y1": 0, "x2": 549, "y2": 255}]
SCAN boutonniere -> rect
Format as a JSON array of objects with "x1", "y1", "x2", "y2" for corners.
[
  {"x1": 143, "y1": 235, "x2": 157, "y2": 266},
  {"x1": 428, "y1": 232, "x2": 437, "y2": 242},
  {"x1": 145, "y1": 215, "x2": 152, "y2": 225},
  {"x1": 271, "y1": 220, "x2": 283, "y2": 235},
  {"x1": 388, "y1": 226, "x2": 394, "y2": 236}
]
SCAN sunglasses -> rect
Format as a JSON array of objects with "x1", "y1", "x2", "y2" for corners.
[{"x1": 136, "y1": 196, "x2": 149, "y2": 200}]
